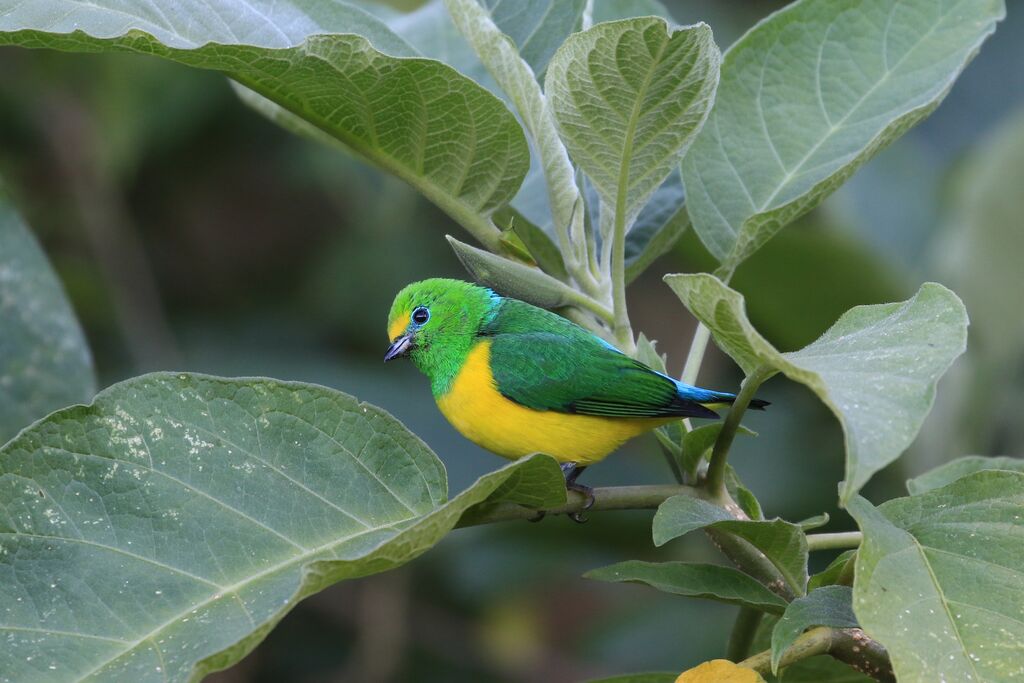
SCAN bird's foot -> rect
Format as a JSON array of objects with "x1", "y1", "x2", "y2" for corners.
[
  {"x1": 527, "y1": 509, "x2": 546, "y2": 523},
  {"x1": 560, "y1": 462, "x2": 594, "y2": 523},
  {"x1": 567, "y1": 482, "x2": 595, "y2": 523}
]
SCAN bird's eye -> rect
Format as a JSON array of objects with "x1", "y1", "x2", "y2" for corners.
[{"x1": 412, "y1": 307, "x2": 430, "y2": 325}]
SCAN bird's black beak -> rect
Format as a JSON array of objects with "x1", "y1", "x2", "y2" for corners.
[{"x1": 384, "y1": 334, "x2": 413, "y2": 362}]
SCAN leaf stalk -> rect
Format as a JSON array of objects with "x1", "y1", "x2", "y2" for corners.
[
  {"x1": 443, "y1": 0, "x2": 601, "y2": 297},
  {"x1": 677, "y1": 260, "x2": 735, "y2": 429},
  {"x1": 680, "y1": 322, "x2": 711, "y2": 385},
  {"x1": 705, "y1": 366, "x2": 772, "y2": 498},
  {"x1": 806, "y1": 531, "x2": 862, "y2": 552},
  {"x1": 726, "y1": 607, "x2": 764, "y2": 661},
  {"x1": 739, "y1": 626, "x2": 894, "y2": 682}
]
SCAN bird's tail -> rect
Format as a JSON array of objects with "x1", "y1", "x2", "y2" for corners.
[{"x1": 679, "y1": 385, "x2": 770, "y2": 411}]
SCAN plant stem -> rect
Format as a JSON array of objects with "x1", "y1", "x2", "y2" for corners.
[
  {"x1": 444, "y1": 0, "x2": 601, "y2": 295},
  {"x1": 830, "y1": 628, "x2": 895, "y2": 681},
  {"x1": 726, "y1": 607, "x2": 763, "y2": 661},
  {"x1": 706, "y1": 366, "x2": 772, "y2": 498},
  {"x1": 739, "y1": 626, "x2": 832, "y2": 674},
  {"x1": 679, "y1": 262, "x2": 735, "y2": 387},
  {"x1": 680, "y1": 322, "x2": 711, "y2": 385},
  {"x1": 454, "y1": 484, "x2": 697, "y2": 527},
  {"x1": 739, "y1": 626, "x2": 895, "y2": 682},
  {"x1": 807, "y1": 531, "x2": 863, "y2": 551},
  {"x1": 564, "y1": 290, "x2": 615, "y2": 326},
  {"x1": 705, "y1": 525, "x2": 797, "y2": 601},
  {"x1": 610, "y1": 198, "x2": 634, "y2": 352}
]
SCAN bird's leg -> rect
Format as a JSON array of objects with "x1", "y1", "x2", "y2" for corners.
[{"x1": 561, "y1": 462, "x2": 594, "y2": 523}]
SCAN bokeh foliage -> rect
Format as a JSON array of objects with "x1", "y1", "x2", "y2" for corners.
[{"x1": 0, "y1": 0, "x2": 1022, "y2": 681}]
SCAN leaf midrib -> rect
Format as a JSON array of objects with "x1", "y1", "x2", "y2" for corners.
[
  {"x1": 72, "y1": 518, "x2": 409, "y2": 681},
  {"x1": 749, "y1": 0, "x2": 965, "y2": 217},
  {"x1": 913, "y1": 537, "x2": 981, "y2": 680},
  {"x1": 615, "y1": 32, "x2": 669, "y2": 230}
]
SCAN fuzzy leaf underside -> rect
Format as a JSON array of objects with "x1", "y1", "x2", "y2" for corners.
[
  {"x1": 546, "y1": 18, "x2": 719, "y2": 230},
  {"x1": 682, "y1": 0, "x2": 1005, "y2": 267},
  {"x1": 586, "y1": 560, "x2": 789, "y2": 614},
  {"x1": 653, "y1": 495, "x2": 808, "y2": 595},
  {"x1": 665, "y1": 274, "x2": 968, "y2": 503}
]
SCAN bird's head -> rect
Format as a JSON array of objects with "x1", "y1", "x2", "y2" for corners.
[{"x1": 386, "y1": 279, "x2": 497, "y2": 386}]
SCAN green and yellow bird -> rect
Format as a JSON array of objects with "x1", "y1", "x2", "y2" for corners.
[{"x1": 385, "y1": 279, "x2": 767, "y2": 506}]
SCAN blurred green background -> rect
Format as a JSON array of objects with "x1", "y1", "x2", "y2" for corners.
[{"x1": 1, "y1": 1, "x2": 1022, "y2": 680}]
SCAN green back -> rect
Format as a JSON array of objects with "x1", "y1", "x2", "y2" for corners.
[{"x1": 485, "y1": 300, "x2": 713, "y2": 419}]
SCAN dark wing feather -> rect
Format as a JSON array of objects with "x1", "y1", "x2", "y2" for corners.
[{"x1": 487, "y1": 330, "x2": 718, "y2": 420}]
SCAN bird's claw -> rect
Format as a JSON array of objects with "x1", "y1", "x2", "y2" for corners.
[
  {"x1": 559, "y1": 461, "x2": 594, "y2": 523},
  {"x1": 527, "y1": 509, "x2": 546, "y2": 523},
  {"x1": 567, "y1": 482, "x2": 594, "y2": 523}
]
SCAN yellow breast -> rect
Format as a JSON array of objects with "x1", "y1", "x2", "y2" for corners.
[{"x1": 436, "y1": 340, "x2": 669, "y2": 465}]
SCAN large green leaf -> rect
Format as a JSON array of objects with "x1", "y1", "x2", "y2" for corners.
[
  {"x1": 653, "y1": 496, "x2": 807, "y2": 596},
  {"x1": 0, "y1": 1, "x2": 530, "y2": 248},
  {"x1": 682, "y1": 0, "x2": 1005, "y2": 267},
  {"x1": 665, "y1": 274, "x2": 968, "y2": 502},
  {"x1": 586, "y1": 561, "x2": 789, "y2": 614},
  {"x1": 771, "y1": 586, "x2": 857, "y2": 673},
  {"x1": 906, "y1": 455, "x2": 1024, "y2": 495},
  {"x1": 0, "y1": 373, "x2": 564, "y2": 682},
  {"x1": 546, "y1": 18, "x2": 720, "y2": 230},
  {"x1": 850, "y1": 471, "x2": 1024, "y2": 682},
  {"x1": 0, "y1": 196, "x2": 95, "y2": 444}
]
